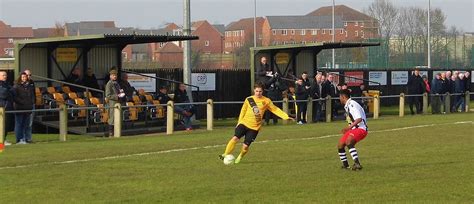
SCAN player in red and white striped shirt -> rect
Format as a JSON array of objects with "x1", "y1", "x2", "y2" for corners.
[{"x1": 337, "y1": 89, "x2": 368, "y2": 170}]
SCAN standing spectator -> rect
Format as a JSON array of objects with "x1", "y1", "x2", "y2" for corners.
[
  {"x1": 322, "y1": 74, "x2": 338, "y2": 118},
  {"x1": 310, "y1": 73, "x2": 323, "y2": 122},
  {"x1": 449, "y1": 74, "x2": 458, "y2": 112},
  {"x1": 286, "y1": 85, "x2": 296, "y2": 116},
  {"x1": 13, "y1": 72, "x2": 34, "y2": 144},
  {"x1": 105, "y1": 70, "x2": 125, "y2": 137},
  {"x1": 406, "y1": 69, "x2": 425, "y2": 115},
  {"x1": 295, "y1": 78, "x2": 309, "y2": 124},
  {"x1": 464, "y1": 72, "x2": 471, "y2": 91},
  {"x1": 66, "y1": 67, "x2": 84, "y2": 92},
  {"x1": 430, "y1": 73, "x2": 442, "y2": 114},
  {"x1": 174, "y1": 83, "x2": 194, "y2": 131},
  {"x1": 454, "y1": 73, "x2": 466, "y2": 112},
  {"x1": 0, "y1": 71, "x2": 13, "y2": 146},
  {"x1": 264, "y1": 81, "x2": 283, "y2": 125},
  {"x1": 23, "y1": 69, "x2": 35, "y2": 143},
  {"x1": 301, "y1": 72, "x2": 311, "y2": 88},
  {"x1": 82, "y1": 68, "x2": 101, "y2": 97},
  {"x1": 422, "y1": 75, "x2": 430, "y2": 93}
]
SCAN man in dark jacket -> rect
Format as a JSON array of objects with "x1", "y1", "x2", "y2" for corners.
[
  {"x1": 82, "y1": 68, "x2": 101, "y2": 97},
  {"x1": 310, "y1": 73, "x2": 323, "y2": 122},
  {"x1": 156, "y1": 86, "x2": 171, "y2": 105},
  {"x1": 13, "y1": 72, "x2": 35, "y2": 144},
  {"x1": 0, "y1": 71, "x2": 13, "y2": 145},
  {"x1": 406, "y1": 69, "x2": 425, "y2": 115},
  {"x1": 256, "y1": 57, "x2": 277, "y2": 88},
  {"x1": 23, "y1": 69, "x2": 35, "y2": 143},
  {"x1": 322, "y1": 74, "x2": 339, "y2": 117},
  {"x1": 454, "y1": 73, "x2": 466, "y2": 112},
  {"x1": 174, "y1": 83, "x2": 194, "y2": 130},
  {"x1": 430, "y1": 73, "x2": 442, "y2": 114},
  {"x1": 295, "y1": 78, "x2": 309, "y2": 124}
]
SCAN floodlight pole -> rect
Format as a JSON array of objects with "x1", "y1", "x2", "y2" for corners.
[
  {"x1": 332, "y1": 0, "x2": 335, "y2": 69},
  {"x1": 183, "y1": 0, "x2": 193, "y2": 102},
  {"x1": 254, "y1": 0, "x2": 257, "y2": 48},
  {"x1": 427, "y1": 0, "x2": 431, "y2": 68}
]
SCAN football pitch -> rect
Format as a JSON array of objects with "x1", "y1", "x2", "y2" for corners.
[{"x1": 1, "y1": 113, "x2": 473, "y2": 203}]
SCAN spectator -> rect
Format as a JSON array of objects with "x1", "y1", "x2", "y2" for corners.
[
  {"x1": 66, "y1": 67, "x2": 84, "y2": 92},
  {"x1": 310, "y1": 73, "x2": 323, "y2": 122},
  {"x1": 322, "y1": 74, "x2": 339, "y2": 118},
  {"x1": 453, "y1": 73, "x2": 466, "y2": 112},
  {"x1": 105, "y1": 70, "x2": 125, "y2": 137},
  {"x1": 156, "y1": 86, "x2": 171, "y2": 104},
  {"x1": 264, "y1": 79, "x2": 283, "y2": 125},
  {"x1": 23, "y1": 69, "x2": 35, "y2": 143},
  {"x1": 287, "y1": 85, "x2": 296, "y2": 116},
  {"x1": 449, "y1": 74, "x2": 458, "y2": 111},
  {"x1": 406, "y1": 68, "x2": 425, "y2": 115},
  {"x1": 13, "y1": 72, "x2": 34, "y2": 144},
  {"x1": 464, "y1": 72, "x2": 470, "y2": 91},
  {"x1": 430, "y1": 73, "x2": 442, "y2": 114},
  {"x1": 174, "y1": 83, "x2": 194, "y2": 131},
  {"x1": 422, "y1": 75, "x2": 430, "y2": 93},
  {"x1": 256, "y1": 56, "x2": 276, "y2": 88},
  {"x1": 0, "y1": 71, "x2": 13, "y2": 146},
  {"x1": 119, "y1": 74, "x2": 137, "y2": 102},
  {"x1": 295, "y1": 78, "x2": 309, "y2": 124},
  {"x1": 82, "y1": 68, "x2": 101, "y2": 97}
]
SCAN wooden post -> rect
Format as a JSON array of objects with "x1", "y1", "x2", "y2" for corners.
[
  {"x1": 59, "y1": 104, "x2": 68, "y2": 141},
  {"x1": 0, "y1": 107, "x2": 5, "y2": 144},
  {"x1": 307, "y1": 97, "x2": 313, "y2": 123},
  {"x1": 444, "y1": 93, "x2": 451, "y2": 114},
  {"x1": 399, "y1": 93, "x2": 405, "y2": 117},
  {"x1": 465, "y1": 91, "x2": 470, "y2": 112},
  {"x1": 373, "y1": 95, "x2": 380, "y2": 119},
  {"x1": 167, "y1": 101, "x2": 174, "y2": 134},
  {"x1": 422, "y1": 93, "x2": 428, "y2": 114},
  {"x1": 207, "y1": 99, "x2": 213, "y2": 131},
  {"x1": 326, "y1": 96, "x2": 332, "y2": 123},
  {"x1": 113, "y1": 103, "x2": 122, "y2": 138},
  {"x1": 282, "y1": 97, "x2": 289, "y2": 125}
]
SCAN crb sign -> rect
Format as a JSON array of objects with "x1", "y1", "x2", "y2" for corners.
[{"x1": 192, "y1": 73, "x2": 215, "y2": 91}]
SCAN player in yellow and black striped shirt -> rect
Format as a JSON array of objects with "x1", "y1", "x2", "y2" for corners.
[{"x1": 219, "y1": 83, "x2": 294, "y2": 164}]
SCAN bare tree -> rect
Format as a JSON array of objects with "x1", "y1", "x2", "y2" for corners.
[{"x1": 366, "y1": 0, "x2": 399, "y2": 40}]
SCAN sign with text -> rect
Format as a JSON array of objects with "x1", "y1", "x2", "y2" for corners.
[
  {"x1": 128, "y1": 73, "x2": 156, "y2": 93},
  {"x1": 369, "y1": 71, "x2": 387, "y2": 86},
  {"x1": 275, "y1": 53, "x2": 289, "y2": 64},
  {"x1": 391, "y1": 71, "x2": 408, "y2": 85},
  {"x1": 192, "y1": 73, "x2": 216, "y2": 91},
  {"x1": 344, "y1": 71, "x2": 364, "y2": 86},
  {"x1": 56, "y1": 48, "x2": 77, "y2": 62}
]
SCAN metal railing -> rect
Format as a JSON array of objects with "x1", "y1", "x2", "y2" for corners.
[{"x1": 0, "y1": 92, "x2": 471, "y2": 143}]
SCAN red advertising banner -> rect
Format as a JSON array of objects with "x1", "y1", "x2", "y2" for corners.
[{"x1": 344, "y1": 71, "x2": 364, "y2": 86}]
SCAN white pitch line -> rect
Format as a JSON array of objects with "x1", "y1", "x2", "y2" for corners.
[{"x1": 0, "y1": 121, "x2": 472, "y2": 170}]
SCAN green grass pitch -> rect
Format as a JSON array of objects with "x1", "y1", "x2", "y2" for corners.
[{"x1": 0, "y1": 113, "x2": 473, "y2": 203}]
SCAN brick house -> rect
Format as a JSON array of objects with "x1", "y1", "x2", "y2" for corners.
[
  {"x1": 33, "y1": 28, "x2": 63, "y2": 38},
  {"x1": 64, "y1": 21, "x2": 116, "y2": 36},
  {"x1": 306, "y1": 5, "x2": 379, "y2": 40},
  {"x1": 224, "y1": 17, "x2": 264, "y2": 53},
  {"x1": 261, "y1": 15, "x2": 344, "y2": 47},
  {"x1": 190, "y1": 20, "x2": 224, "y2": 54},
  {"x1": 150, "y1": 42, "x2": 183, "y2": 68},
  {"x1": 0, "y1": 21, "x2": 34, "y2": 57}
]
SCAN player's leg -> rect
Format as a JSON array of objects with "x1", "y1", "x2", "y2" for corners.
[
  {"x1": 220, "y1": 125, "x2": 245, "y2": 160},
  {"x1": 338, "y1": 134, "x2": 350, "y2": 169},
  {"x1": 235, "y1": 129, "x2": 258, "y2": 164},
  {"x1": 345, "y1": 129, "x2": 367, "y2": 170}
]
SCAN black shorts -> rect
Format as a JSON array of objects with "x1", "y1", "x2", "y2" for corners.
[{"x1": 234, "y1": 124, "x2": 259, "y2": 146}]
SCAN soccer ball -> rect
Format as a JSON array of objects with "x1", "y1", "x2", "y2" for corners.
[{"x1": 223, "y1": 154, "x2": 235, "y2": 165}]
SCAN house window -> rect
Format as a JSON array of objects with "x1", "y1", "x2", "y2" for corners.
[
  {"x1": 225, "y1": 31, "x2": 230, "y2": 37},
  {"x1": 282, "y1": 29, "x2": 287, "y2": 35},
  {"x1": 241, "y1": 30, "x2": 244, "y2": 36},
  {"x1": 300, "y1": 29, "x2": 306, "y2": 35},
  {"x1": 340, "y1": 29, "x2": 344, "y2": 34},
  {"x1": 283, "y1": 41, "x2": 288, "y2": 45},
  {"x1": 329, "y1": 30, "x2": 333, "y2": 35},
  {"x1": 205, "y1": 41, "x2": 210, "y2": 46},
  {"x1": 355, "y1": 21, "x2": 359, "y2": 26},
  {"x1": 8, "y1": 38, "x2": 14, "y2": 43},
  {"x1": 122, "y1": 52, "x2": 128, "y2": 60},
  {"x1": 355, "y1": 31, "x2": 359, "y2": 37},
  {"x1": 360, "y1": 22, "x2": 364, "y2": 27},
  {"x1": 4, "y1": 48, "x2": 14, "y2": 57},
  {"x1": 311, "y1": 29, "x2": 317, "y2": 35},
  {"x1": 302, "y1": 41, "x2": 306, "y2": 44},
  {"x1": 322, "y1": 29, "x2": 326, "y2": 34},
  {"x1": 272, "y1": 30, "x2": 277, "y2": 35},
  {"x1": 159, "y1": 42, "x2": 165, "y2": 48},
  {"x1": 345, "y1": 31, "x2": 348, "y2": 37},
  {"x1": 344, "y1": 22, "x2": 347, "y2": 27},
  {"x1": 361, "y1": 31, "x2": 365, "y2": 38},
  {"x1": 291, "y1": 29, "x2": 295, "y2": 35}
]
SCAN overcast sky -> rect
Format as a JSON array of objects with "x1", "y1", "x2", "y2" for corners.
[{"x1": 0, "y1": 0, "x2": 472, "y2": 31}]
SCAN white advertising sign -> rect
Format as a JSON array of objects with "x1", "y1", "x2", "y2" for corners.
[
  {"x1": 192, "y1": 73, "x2": 216, "y2": 91},
  {"x1": 472, "y1": 71, "x2": 474, "y2": 83},
  {"x1": 391, "y1": 71, "x2": 408, "y2": 85},
  {"x1": 368, "y1": 71, "x2": 387, "y2": 86},
  {"x1": 128, "y1": 73, "x2": 156, "y2": 93}
]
